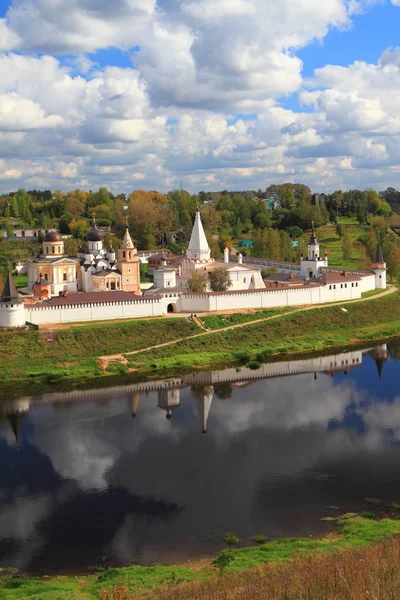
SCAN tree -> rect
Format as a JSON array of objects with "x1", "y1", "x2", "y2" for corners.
[
  {"x1": 386, "y1": 241, "x2": 400, "y2": 281},
  {"x1": 336, "y1": 223, "x2": 344, "y2": 239},
  {"x1": 209, "y1": 268, "x2": 231, "y2": 292},
  {"x1": 70, "y1": 218, "x2": 90, "y2": 240},
  {"x1": 358, "y1": 246, "x2": 371, "y2": 270},
  {"x1": 188, "y1": 270, "x2": 208, "y2": 293},
  {"x1": 342, "y1": 233, "x2": 353, "y2": 262}
]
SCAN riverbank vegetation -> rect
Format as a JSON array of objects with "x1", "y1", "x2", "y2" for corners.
[
  {"x1": 0, "y1": 290, "x2": 399, "y2": 397},
  {"x1": 1, "y1": 515, "x2": 400, "y2": 599},
  {"x1": 0, "y1": 318, "x2": 198, "y2": 390},
  {"x1": 127, "y1": 291, "x2": 400, "y2": 373}
]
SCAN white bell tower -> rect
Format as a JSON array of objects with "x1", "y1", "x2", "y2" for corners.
[{"x1": 301, "y1": 222, "x2": 328, "y2": 279}]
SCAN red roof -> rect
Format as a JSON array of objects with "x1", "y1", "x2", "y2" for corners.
[{"x1": 33, "y1": 291, "x2": 159, "y2": 307}]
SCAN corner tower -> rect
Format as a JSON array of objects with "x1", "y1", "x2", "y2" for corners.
[
  {"x1": 116, "y1": 224, "x2": 141, "y2": 294},
  {"x1": 0, "y1": 272, "x2": 25, "y2": 328},
  {"x1": 371, "y1": 241, "x2": 386, "y2": 290}
]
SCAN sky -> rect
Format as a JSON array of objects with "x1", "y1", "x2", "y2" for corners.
[{"x1": 0, "y1": 0, "x2": 399, "y2": 195}]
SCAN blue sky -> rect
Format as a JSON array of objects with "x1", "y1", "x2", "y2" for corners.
[{"x1": 0, "y1": 0, "x2": 399, "y2": 193}]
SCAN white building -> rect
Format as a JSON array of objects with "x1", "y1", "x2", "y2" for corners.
[{"x1": 0, "y1": 214, "x2": 388, "y2": 327}]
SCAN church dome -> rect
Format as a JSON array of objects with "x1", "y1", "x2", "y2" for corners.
[
  {"x1": 86, "y1": 221, "x2": 104, "y2": 242},
  {"x1": 44, "y1": 230, "x2": 62, "y2": 242}
]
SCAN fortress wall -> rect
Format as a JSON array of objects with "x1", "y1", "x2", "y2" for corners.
[
  {"x1": 180, "y1": 280, "x2": 363, "y2": 313},
  {"x1": 25, "y1": 297, "x2": 164, "y2": 325}
]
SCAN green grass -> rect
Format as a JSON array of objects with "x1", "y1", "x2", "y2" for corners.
[
  {"x1": 212, "y1": 516, "x2": 400, "y2": 574},
  {"x1": 201, "y1": 308, "x2": 292, "y2": 330},
  {"x1": 0, "y1": 318, "x2": 199, "y2": 387},
  {"x1": 310, "y1": 223, "x2": 364, "y2": 270},
  {"x1": 14, "y1": 274, "x2": 28, "y2": 288},
  {"x1": 1, "y1": 517, "x2": 400, "y2": 599},
  {"x1": 127, "y1": 291, "x2": 400, "y2": 373},
  {"x1": 361, "y1": 288, "x2": 386, "y2": 298}
]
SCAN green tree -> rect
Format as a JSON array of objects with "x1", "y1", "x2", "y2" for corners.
[
  {"x1": 188, "y1": 270, "x2": 208, "y2": 293},
  {"x1": 336, "y1": 223, "x2": 344, "y2": 239},
  {"x1": 70, "y1": 218, "x2": 90, "y2": 240},
  {"x1": 209, "y1": 268, "x2": 231, "y2": 292},
  {"x1": 342, "y1": 233, "x2": 353, "y2": 262}
]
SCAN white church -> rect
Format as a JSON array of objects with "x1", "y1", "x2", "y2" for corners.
[{"x1": 0, "y1": 208, "x2": 387, "y2": 327}]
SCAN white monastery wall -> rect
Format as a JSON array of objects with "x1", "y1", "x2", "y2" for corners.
[
  {"x1": 25, "y1": 298, "x2": 164, "y2": 325},
  {"x1": 180, "y1": 281, "x2": 364, "y2": 313}
]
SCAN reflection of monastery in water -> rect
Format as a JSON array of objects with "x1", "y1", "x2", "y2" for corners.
[{"x1": 1, "y1": 346, "x2": 388, "y2": 446}]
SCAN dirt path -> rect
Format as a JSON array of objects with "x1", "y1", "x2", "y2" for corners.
[{"x1": 98, "y1": 285, "x2": 396, "y2": 365}]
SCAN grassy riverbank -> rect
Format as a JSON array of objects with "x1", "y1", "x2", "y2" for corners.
[
  {"x1": 0, "y1": 290, "x2": 398, "y2": 397},
  {"x1": 2, "y1": 515, "x2": 400, "y2": 599},
  {"x1": 0, "y1": 318, "x2": 198, "y2": 392},
  {"x1": 127, "y1": 291, "x2": 400, "y2": 373}
]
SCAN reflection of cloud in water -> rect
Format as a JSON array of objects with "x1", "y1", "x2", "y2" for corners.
[{"x1": 3, "y1": 352, "x2": 400, "y2": 568}]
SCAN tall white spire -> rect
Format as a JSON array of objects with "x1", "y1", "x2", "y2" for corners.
[{"x1": 187, "y1": 208, "x2": 211, "y2": 262}]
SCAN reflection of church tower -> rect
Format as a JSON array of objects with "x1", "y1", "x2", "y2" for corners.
[
  {"x1": 116, "y1": 224, "x2": 141, "y2": 294},
  {"x1": 158, "y1": 389, "x2": 181, "y2": 420},
  {"x1": 7, "y1": 412, "x2": 26, "y2": 450},
  {"x1": 131, "y1": 393, "x2": 140, "y2": 418},
  {"x1": 371, "y1": 344, "x2": 388, "y2": 380},
  {"x1": 195, "y1": 385, "x2": 214, "y2": 434}
]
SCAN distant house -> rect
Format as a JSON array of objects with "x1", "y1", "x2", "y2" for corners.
[
  {"x1": 264, "y1": 193, "x2": 280, "y2": 210},
  {"x1": 239, "y1": 240, "x2": 254, "y2": 248},
  {"x1": 166, "y1": 226, "x2": 185, "y2": 243},
  {"x1": 2, "y1": 227, "x2": 46, "y2": 240},
  {"x1": 313, "y1": 193, "x2": 325, "y2": 206}
]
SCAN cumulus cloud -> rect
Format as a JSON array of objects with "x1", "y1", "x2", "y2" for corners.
[{"x1": 0, "y1": 0, "x2": 398, "y2": 191}]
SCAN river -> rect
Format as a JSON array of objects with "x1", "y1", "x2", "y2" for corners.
[{"x1": 1, "y1": 341, "x2": 400, "y2": 574}]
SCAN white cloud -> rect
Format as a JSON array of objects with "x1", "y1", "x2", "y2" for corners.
[{"x1": 0, "y1": 1, "x2": 397, "y2": 191}]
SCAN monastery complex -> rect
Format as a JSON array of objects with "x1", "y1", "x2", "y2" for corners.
[{"x1": 0, "y1": 209, "x2": 387, "y2": 328}]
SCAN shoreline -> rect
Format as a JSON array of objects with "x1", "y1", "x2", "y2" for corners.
[
  {"x1": 2, "y1": 514, "x2": 400, "y2": 599},
  {"x1": 0, "y1": 290, "x2": 399, "y2": 399}
]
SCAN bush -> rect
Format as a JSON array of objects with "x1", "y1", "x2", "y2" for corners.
[
  {"x1": 252, "y1": 535, "x2": 268, "y2": 544},
  {"x1": 223, "y1": 532, "x2": 240, "y2": 545},
  {"x1": 247, "y1": 360, "x2": 261, "y2": 370}
]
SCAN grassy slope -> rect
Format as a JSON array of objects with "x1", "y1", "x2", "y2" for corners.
[
  {"x1": 201, "y1": 307, "x2": 292, "y2": 330},
  {"x1": 1, "y1": 517, "x2": 400, "y2": 600},
  {"x1": 128, "y1": 291, "x2": 400, "y2": 372},
  {"x1": 0, "y1": 318, "x2": 199, "y2": 384},
  {"x1": 307, "y1": 221, "x2": 363, "y2": 270}
]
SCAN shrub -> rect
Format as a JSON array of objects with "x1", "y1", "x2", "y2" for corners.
[
  {"x1": 252, "y1": 535, "x2": 268, "y2": 544},
  {"x1": 247, "y1": 360, "x2": 261, "y2": 370},
  {"x1": 224, "y1": 532, "x2": 240, "y2": 545}
]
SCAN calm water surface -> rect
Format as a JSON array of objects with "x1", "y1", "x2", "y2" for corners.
[{"x1": 1, "y1": 342, "x2": 400, "y2": 573}]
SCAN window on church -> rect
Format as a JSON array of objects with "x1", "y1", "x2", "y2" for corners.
[
  {"x1": 345, "y1": 283, "x2": 347, "y2": 288},
  {"x1": 243, "y1": 278, "x2": 246, "y2": 283},
  {"x1": 44, "y1": 274, "x2": 48, "y2": 280},
  {"x1": 63, "y1": 272, "x2": 67, "y2": 281},
  {"x1": 329, "y1": 285, "x2": 332, "y2": 290},
  {"x1": 340, "y1": 284, "x2": 343, "y2": 289},
  {"x1": 123, "y1": 251, "x2": 126, "y2": 259},
  {"x1": 58, "y1": 246, "x2": 61, "y2": 253},
  {"x1": 52, "y1": 247, "x2": 55, "y2": 254}
]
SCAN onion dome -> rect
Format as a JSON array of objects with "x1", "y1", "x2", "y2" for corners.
[
  {"x1": 86, "y1": 217, "x2": 104, "y2": 242},
  {"x1": 44, "y1": 230, "x2": 62, "y2": 242}
]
